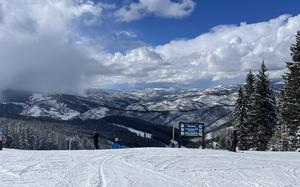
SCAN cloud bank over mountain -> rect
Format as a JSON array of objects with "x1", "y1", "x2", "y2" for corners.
[
  {"x1": 102, "y1": 14, "x2": 298, "y2": 87},
  {"x1": 0, "y1": 0, "x2": 106, "y2": 93},
  {"x1": 0, "y1": 0, "x2": 298, "y2": 92}
]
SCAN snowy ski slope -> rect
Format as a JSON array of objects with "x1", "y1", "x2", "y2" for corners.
[{"x1": 0, "y1": 148, "x2": 299, "y2": 187}]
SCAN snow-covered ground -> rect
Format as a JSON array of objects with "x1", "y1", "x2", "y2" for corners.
[{"x1": 0, "y1": 148, "x2": 299, "y2": 187}]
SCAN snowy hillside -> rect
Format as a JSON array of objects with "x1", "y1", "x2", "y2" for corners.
[
  {"x1": 0, "y1": 85, "x2": 238, "y2": 133},
  {"x1": 0, "y1": 148, "x2": 299, "y2": 187}
]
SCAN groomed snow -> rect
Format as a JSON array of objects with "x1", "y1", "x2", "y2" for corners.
[{"x1": 0, "y1": 148, "x2": 299, "y2": 187}]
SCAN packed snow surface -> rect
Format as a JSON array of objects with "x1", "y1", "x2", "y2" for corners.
[{"x1": 0, "y1": 148, "x2": 299, "y2": 187}]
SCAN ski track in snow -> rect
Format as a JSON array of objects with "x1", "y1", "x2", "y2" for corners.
[
  {"x1": 99, "y1": 155, "x2": 112, "y2": 187},
  {"x1": 0, "y1": 148, "x2": 300, "y2": 187}
]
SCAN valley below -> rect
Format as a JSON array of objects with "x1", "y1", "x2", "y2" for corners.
[{"x1": 0, "y1": 86, "x2": 238, "y2": 149}]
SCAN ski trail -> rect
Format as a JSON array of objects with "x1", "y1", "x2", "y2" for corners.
[
  {"x1": 232, "y1": 153, "x2": 263, "y2": 187},
  {"x1": 0, "y1": 148, "x2": 300, "y2": 187},
  {"x1": 121, "y1": 154, "x2": 194, "y2": 187},
  {"x1": 54, "y1": 161, "x2": 78, "y2": 187},
  {"x1": 290, "y1": 166, "x2": 300, "y2": 182},
  {"x1": 0, "y1": 166, "x2": 20, "y2": 178},
  {"x1": 277, "y1": 166, "x2": 296, "y2": 184},
  {"x1": 98, "y1": 155, "x2": 111, "y2": 187},
  {"x1": 293, "y1": 168, "x2": 300, "y2": 179},
  {"x1": 157, "y1": 158, "x2": 184, "y2": 170}
]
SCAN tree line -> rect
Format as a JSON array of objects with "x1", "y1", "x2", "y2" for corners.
[
  {"x1": 233, "y1": 31, "x2": 300, "y2": 151},
  {"x1": 0, "y1": 117, "x2": 108, "y2": 150},
  {"x1": 0, "y1": 115, "x2": 170, "y2": 150}
]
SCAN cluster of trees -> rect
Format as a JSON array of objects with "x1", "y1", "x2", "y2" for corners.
[
  {"x1": 0, "y1": 115, "x2": 171, "y2": 150},
  {"x1": 0, "y1": 117, "x2": 107, "y2": 150},
  {"x1": 233, "y1": 31, "x2": 300, "y2": 151},
  {"x1": 233, "y1": 63, "x2": 277, "y2": 151}
]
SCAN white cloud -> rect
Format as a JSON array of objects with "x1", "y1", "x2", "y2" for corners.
[
  {"x1": 115, "y1": 31, "x2": 137, "y2": 39},
  {"x1": 101, "y1": 14, "x2": 300, "y2": 87},
  {"x1": 0, "y1": 0, "x2": 103, "y2": 93},
  {"x1": 0, "y1": 0, "x2": 299, "y2": 92},
  {"x1": 114, "y1": 0, "x2": 196, "y2": 22}
]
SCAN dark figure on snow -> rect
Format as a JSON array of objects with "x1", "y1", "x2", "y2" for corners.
[
  {"x1": 93, "y1": 131, "x2": 99, "y2": 149},
  {"x1": 112, "y1": 138, "x2": 121, "y2": 149},
  {"x1": 230, "y1": 129, "x2": 238, "y2": 152},
  {"x1": 0, "y1": 129, "x2": 3, "y2": 151}
]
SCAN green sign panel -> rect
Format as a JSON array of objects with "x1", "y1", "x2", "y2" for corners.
[{"x1": 180, "y1": 123, "x2": 204, "y2": 137}]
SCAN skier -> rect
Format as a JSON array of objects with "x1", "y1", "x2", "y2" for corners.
[
  {"x1": 92, "y1": 131, "x2": 99, "y2": 150},
  {"x1": 230, "y1": 129, "x2": 238, "y2": 152},
  {"x1": 0, "y1": 129, "x2": 3, "y2": 151},
  {"x1": 112, "y1": 138, "x2": 121, "y2": 149}
]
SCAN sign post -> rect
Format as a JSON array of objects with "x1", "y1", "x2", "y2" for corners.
[
  {"x1": 179, "y1": 122, "x2": 205, "y2": 149},
  {"x1": 66, "y1": 138, "x2": 72, "y2": 150}
]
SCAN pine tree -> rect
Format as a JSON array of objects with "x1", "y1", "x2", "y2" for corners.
[
  {"x1": 233, "y1": 87, "x2": 247, "y2": 150},
  {"x1": 243, "y1": 70, "x2": 256, "y2": 150},
  {"x1": 281, "y1": 31, "x2": 300, "y2": 151},
  {"x1": 252, "y1": 61, "x2": 277, "y2": 151},
  {"x1": 269, "y1": 124, "x2": 283, "y2": 151},
  {"x1": 244, "y1": 70, "x2": 256, "y2": 103},
  {"x1": 268, "y1": 91, "x2": 283, "y2": 151}
]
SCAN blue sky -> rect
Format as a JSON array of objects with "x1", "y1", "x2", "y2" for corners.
[
  {"x1": 87, "y1": 0, "x2": 300, "y2": 52},
  {"x1": 1, "y1": 0, "x2": 300, "y2": 92},
  {"x1": 130, "y1": 0, "x2": 300, "y2": 45}
]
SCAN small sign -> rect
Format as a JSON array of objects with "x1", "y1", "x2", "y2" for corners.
[{"x1": 179, "y1": 122, "x2": 204, "y2": 137}]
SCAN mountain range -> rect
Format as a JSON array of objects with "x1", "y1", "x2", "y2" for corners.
[{"x1": 0, "y1": 85, "x2": 239, "y2": 148}]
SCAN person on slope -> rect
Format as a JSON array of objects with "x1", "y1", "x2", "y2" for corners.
[
  {"x1": 112, "y1": 138, "x2": 121, "y2": 149},
  {"x1": 92, "y1": 130, "x2": 100, "y2": 150},
  {"x1": 230, "y1": 129, "x2": 238, "y2": 152},
  {"x1": 0, "y1": 129, "x2": 3, "y2": 151}
]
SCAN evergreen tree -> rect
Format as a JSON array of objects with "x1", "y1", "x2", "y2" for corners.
[
  {"x1": 243, "y1": 70, "x2": 256, "y2": 150},
  {"x1": 269, "y1": 124, "x2": 283, "y2": 151},
  {"x1": 268, "y1": 91, "x2": 283, "y2": 151},
  {"x1": 281, "y1": 31, "x2": 300, "y2": 151},
  {"x1": 244, "y1": 70, "x2": 256, "y2": 103},
  {"x1": 233, "y1": 87, "x2": 247, "y2": 150},
  {"x1": 252, "y1": 61, "x2": 277, "y2": 151}
]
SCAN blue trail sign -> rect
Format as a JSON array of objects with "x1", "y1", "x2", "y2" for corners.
[
  {"x1": 179, "y1": 122, "x2": 204, "y2": 137},
  {"x1": 179, "y1": 122, "x2": 205, "y2": 149}
]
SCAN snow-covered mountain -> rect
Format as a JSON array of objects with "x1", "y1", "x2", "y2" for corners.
[{"x1": 0, "y1": 85, "x2": 238, "y2": 133}]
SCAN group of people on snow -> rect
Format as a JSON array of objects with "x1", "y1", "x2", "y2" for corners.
[{"x1": 92, "y1": 130, "x2": 121, "y2": 150}]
